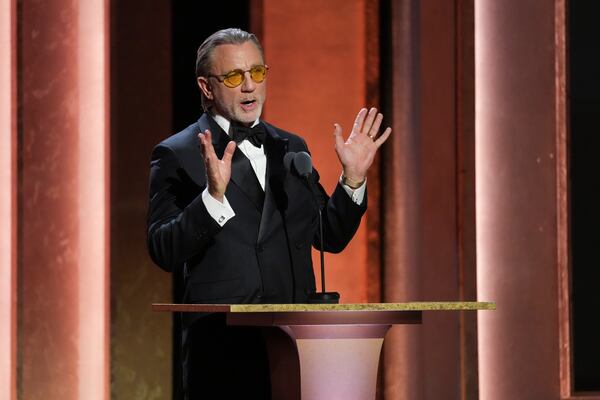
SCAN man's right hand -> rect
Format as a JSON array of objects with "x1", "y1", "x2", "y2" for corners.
[{"x1": 198, "y1": 129, "x2": 236, "y2": 202}]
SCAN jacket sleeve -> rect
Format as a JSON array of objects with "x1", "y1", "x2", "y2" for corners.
[
  {"x1": 146, "y1": 144, "x2": 221, "y2": 271},
  {"x1": 290, "y1": 135, "x2": 367, "y2": 254},
  {"x1": 308, "y1": 168, "x2": 367, "y2": 254}
]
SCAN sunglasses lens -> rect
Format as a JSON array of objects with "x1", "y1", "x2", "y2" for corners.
[
  {"x1": 223, "y1": 71, "x2": 244, "y2": 88},
  {"x1": 250, "y1": 66, "x2": 267, "y2": 83},
  {"x1": 219, "y1": 66, "x2": 268, "y2": 88}
]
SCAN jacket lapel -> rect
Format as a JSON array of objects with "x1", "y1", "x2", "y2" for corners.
[
  {"x1": 258, "y1": 124, "x2": 289, "y2": 242},
  {"x1": 230, "y1": 150, "x2": 265, "y2": 211}
]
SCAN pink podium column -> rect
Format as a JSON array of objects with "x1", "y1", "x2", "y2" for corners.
[
  {"x1": 226, "y1": 309, "x2": 424, "y2": 400},
  {"x1": 287, "y1": 325, "x2": 389, "y2": 400},
  {"x1": 475, "y1": 0, "x2": 563, "y2": 398},
  {"x1": 0, "y1": 1, "x2": 17, "y2": 399},
  {"x1": 18, "y1": 1, "x2": 110, "y2": 398}
]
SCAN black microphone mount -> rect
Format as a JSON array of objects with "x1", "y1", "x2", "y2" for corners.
[{"x1": 291, "y1": 151, "x2": 340, "y2": 304}]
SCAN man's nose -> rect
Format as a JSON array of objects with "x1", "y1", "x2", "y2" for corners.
[{"x1": 240, "y1": 71, "x2": 256, "y2": 92}]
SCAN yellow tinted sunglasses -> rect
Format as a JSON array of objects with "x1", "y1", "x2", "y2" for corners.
[{"x1": 209, "y1": 65, "x2": 269, "y2": 88}]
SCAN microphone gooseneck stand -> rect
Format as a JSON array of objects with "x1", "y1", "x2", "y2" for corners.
[{"x1": 292, "y1": 151, "x2": 340, "y2": 304}]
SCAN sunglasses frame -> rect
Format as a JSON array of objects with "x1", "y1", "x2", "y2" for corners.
[{"x1": 209, "y1": 65, "x2": 269, "y2": 88}]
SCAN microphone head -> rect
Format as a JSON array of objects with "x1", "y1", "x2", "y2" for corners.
[
  {"x1": 294, "y1": 151, "x2": 313, "y2": 177},
  {"x1": 283, "y1": 152, "x2": 296, "y2": 173}
]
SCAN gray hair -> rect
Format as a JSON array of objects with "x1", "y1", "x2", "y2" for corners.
[{"x1": 195, "y1": 28, "x2": 264, "y2": 111}]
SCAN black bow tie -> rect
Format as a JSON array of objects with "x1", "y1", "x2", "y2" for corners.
[{"x1": 231, "y1": 122, "x2": 266, "y2": 147}]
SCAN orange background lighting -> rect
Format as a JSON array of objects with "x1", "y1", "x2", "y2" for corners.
[{"x1": 263, "y1": 0, "x2": 370, "y2": 303}]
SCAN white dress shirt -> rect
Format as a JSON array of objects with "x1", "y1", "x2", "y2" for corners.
[{"x1": 202, "y1": 114, "x2": 366, "y2": 226}]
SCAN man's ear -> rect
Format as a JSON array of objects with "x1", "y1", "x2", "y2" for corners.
[{"x1": 197, "y1": 77, "x2": 213, "y2": 100}]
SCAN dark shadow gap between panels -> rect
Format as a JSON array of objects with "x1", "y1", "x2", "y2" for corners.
[
  {"x1": 569, "y1": 0, "x2": 600, "y2": 394},
  {"x1": 172, "y1": 2, "x2": 251, "y2": 133}
]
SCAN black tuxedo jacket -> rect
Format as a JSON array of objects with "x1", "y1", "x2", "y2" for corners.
[{"x1": 147, "y1": 113, "x2": 366, "y2": 306}]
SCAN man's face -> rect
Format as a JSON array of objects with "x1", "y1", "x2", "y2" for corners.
[{"x1": 198, "y1": 42, "x2": 267, "y2": 125}]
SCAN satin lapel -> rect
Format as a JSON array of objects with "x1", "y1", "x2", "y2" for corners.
[
  {"x1": 200, "y1": 113, "x2": 264, "y2": 210},
  {"x1": 258, "y1": 125, "x2": 289, "y2": 242}
]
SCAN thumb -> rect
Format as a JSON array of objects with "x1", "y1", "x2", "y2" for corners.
[{"x1": 333, "y1": 123, "x2": 345, "y2": 148}]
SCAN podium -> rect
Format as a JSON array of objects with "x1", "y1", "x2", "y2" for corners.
[{"x1": 153, "y1": 302, "x2": 494, "y2": 400}]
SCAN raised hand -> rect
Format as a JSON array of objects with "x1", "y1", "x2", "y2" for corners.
[
  {"x1": 333, "y1": 107, "x2": 392, "y2": 187},
  {"x1": 198, "y1": 129, "x2": 236, "y2": 202}
]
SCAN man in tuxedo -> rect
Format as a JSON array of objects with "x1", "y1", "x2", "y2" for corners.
[{"x1": 147, "y1": 28, "x2": 390, "y2": 399}]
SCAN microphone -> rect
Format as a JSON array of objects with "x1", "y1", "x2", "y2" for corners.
[
  {"x1": 291, "y1": 152, "x2": 340, "y2": 304},
  {"x1": 293, "y1": 151, "x2": 312, "y2": 177}
]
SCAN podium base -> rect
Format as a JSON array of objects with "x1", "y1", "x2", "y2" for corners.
[{"x1": 307, "y1": 292, "x2": 340, "y2": 304}]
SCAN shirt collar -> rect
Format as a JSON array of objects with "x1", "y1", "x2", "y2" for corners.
[{"x1": 211, "y1": 113, "x2": 260, "y2": 137}]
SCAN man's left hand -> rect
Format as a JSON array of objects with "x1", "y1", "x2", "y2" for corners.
[{"x1": 334, "y1": 107, "x2": 392, "y2": 187}]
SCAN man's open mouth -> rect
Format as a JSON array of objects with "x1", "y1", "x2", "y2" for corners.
[{"x1": 240, "y1": 99, "x2": 257, "y2": 111}]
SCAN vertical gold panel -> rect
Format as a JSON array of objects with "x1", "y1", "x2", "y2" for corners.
[
  {"x1": 109, "y1": 1, "x2": 173, "y2": 398},
  {"x1": 555, "y1": 0, "x2": 571, "y2": 397}
]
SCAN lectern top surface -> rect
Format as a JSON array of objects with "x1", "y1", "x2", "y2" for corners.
[{"x1": 152, "y1": 301, "x2": 495, "y2": 313}]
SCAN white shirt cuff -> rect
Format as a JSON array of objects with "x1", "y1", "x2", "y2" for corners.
[
  {"x1": 339, "y1": 175, "x2": 366, "y2": 205},
  {"x1": 202, "y1": 188, "x2": 236, "y2": 226}
]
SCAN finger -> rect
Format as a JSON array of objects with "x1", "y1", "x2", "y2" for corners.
[
  {"x1": 374, "y1": 127, "x2": 392, "y2": 147},
  {"x1": 198, "y1": 129, "x2": 211, "y2": 145},
  {"x1": 332, "y1": 123, "x2": 345, "y2": 148},
  {"x1": 353, "y1": 108, "x2": 368, "y2": 133},
  {"x1": 222, "y1": 141, "x2": 236, "y2": 164},
  {"x1": 197, "y1": 132, "x2": 208, "y2": 156},
  {"x1": 362, "y1": 107, "x2": 378, "y2": 134},
  {"x1": 368, "y1": 113, "x2": 384, "y2": 139},
  {"x1": 198, "y1": 129, "x2": 216, "y2": 159}
]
